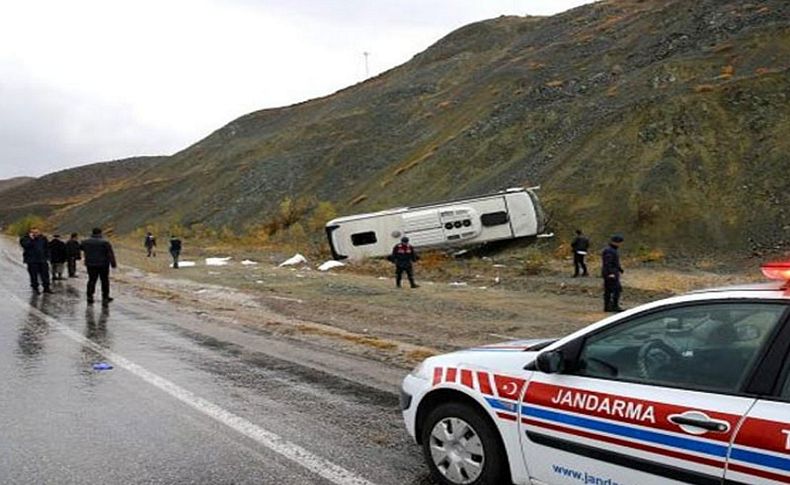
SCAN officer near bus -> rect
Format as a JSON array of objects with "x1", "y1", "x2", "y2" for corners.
[
  {"x1": 601, "y1": 234, "x2": 625, "y2": 312},
  {"x1": 570, "y1": 229, "x2": 590, "y2": 277},
  {"x1": 389, "y1": 236, "x2": 420, "y2": 289}
]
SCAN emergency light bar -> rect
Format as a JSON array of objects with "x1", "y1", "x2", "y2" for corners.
[{"x1": 761, "y1": 261, "x2": 790, "y2": 283}]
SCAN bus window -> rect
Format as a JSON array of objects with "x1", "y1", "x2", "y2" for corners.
[
  {"x1": 481, "y1": 211, "x2": 509, "y2": 227},
  {"x1": 351, "y1": 231, "x2": 378, "y2": 246}
]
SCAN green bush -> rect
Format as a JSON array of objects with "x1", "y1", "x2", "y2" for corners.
[{"x1": 6, "y1": 215, "x2": 47, "y2": 237}]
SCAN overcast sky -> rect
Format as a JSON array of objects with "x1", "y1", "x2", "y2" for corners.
[{"x1": 0, "y1": 0, "x2": 593, "y2": 179}]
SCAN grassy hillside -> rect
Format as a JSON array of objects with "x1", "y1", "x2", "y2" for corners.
[
  {"x1": 0, "y1": 177, "x2": 34, "y2": 194},
  {"x1": 1, "y1": 0, "x2": 788, "y2": 256}
]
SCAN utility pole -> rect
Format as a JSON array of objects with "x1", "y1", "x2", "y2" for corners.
[{"x1": 363, "y1": 51, "x2": 370, "y2": 78}]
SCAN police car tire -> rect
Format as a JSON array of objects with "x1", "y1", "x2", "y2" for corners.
[{"x1": 421, "y1": 402, "x2": 510, "y2": 485}]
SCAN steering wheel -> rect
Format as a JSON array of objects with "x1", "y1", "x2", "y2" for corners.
[{"x1": 637, "y1": 339, "x2": 680, "y2": 380}]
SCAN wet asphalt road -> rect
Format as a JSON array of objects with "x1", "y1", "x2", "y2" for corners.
[{"x1": 0, "y1": 244, "x2": 432, "y2": 484}]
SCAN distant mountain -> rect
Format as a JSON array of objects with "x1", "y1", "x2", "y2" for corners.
[
  {"x1": 0, "y1": 156, "x2": 165, "y2": 226},
  {"x1": 1, "y1": 0, "x2": 788, "y2": 254},
  {"x1": 0, "y1": 177, "x2": 34, "y2": 194}
]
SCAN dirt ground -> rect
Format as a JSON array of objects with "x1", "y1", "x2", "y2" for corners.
[{"x1": 106, "y1": 239, "x2": 766, "y2": 369}]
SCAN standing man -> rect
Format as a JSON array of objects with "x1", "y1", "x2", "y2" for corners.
[
  {"x1": 20, "y1": 227, "x2": 52, "y2": 294},
  {"x1": 65, "y1": 233, "x2": 81, "y2": 278},
  {"x1": 144, "y1": 232, "x2": 157, "y2": 257},
  {"x1": 169, "y1": 235, "x2": 182, "y2": 269},
  {"x1": 601, "y1": 234, "x2": 625, "y2": 312},
  {"x1": 570, "y1": 229, "x2": 590, "y2": 277},
  {"x1": 389, "y1": 236, "x2": 420, "y2": 288},
  {"x1": 81, "y1": 227, "x2": 117, "y2": 305},
  {"x1": 48, "y1": 234, "x2": 67, "y2": 281}
]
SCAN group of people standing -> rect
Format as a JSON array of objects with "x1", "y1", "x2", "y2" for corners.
[
  {"x1": 144, "y1": 232, "x2": 182, "y2": 268},
  {"x1": 571, "y1": 229, "x2": 625, "y2": 313},
  {"x1": 20, "y1": 227, "x2": 117, "y2": 304}
]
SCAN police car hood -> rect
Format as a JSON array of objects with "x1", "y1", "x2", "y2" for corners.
[{"x1": 425, "y1": 338, "x2": 555, "y2": 373}]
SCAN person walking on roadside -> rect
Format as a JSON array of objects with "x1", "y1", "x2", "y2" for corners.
[
  {"x1": 48, "y1": 234, "x2": 67, "y2": 281},
  {"x1": 65, "y1": 233, "x2": 81, "y2": 278},
  {"x1": 389, "y1": 236, "x2": 419, "y2": 288},
  {"x1": 20, "y1": 228, "x2": 52, "y2": 294},
  {"x1": 169, "y1": 235, "x2": 182, "y2": 269},
  {"x1": 81, "y1": 227, "x2": 117, "y2": 305},
  {"x1": 570, "y1": 229, "x2": 590, "y2": 277},
  {"x1": 601, "y1": 234, "x2": 625, "y2": 312},
  {"x1": 144, "y1": 232, "x2": 157, "y2": 257}
]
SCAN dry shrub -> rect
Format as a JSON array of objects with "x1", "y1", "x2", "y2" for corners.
[
  {"x1": 521, "y1": 247, "x2": 550, "y2": 275},
  {"x1": 606, "y1": 85, "x2": 619, "y2": 97},
  {"x1": 693, "y1": 84, "x2": 717, "y2": 93},
  {"x1": 419, "y1": 250, "x2": 450, "y2": 271},
  {"x1": 350, "y1": 194, "x2": 367, "y2": 205},
  {"x1": 554, "y1": 240, "x2": 572, "y2": 259},
  {"x1": 545, "y1": 80, "x2": 564, "y2": 88},
  {"x1": 721, "y1": 65, "x2": 735, "y2": 76}
]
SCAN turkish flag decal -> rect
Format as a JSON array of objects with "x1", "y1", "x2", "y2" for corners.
[{"x1": 493, "y1": 374, "x2": 526, "y2": 400}]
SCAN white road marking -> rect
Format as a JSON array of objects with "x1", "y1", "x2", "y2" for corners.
[{"x1": 8, "y1": 293, "x2": 378, "y2": 485}]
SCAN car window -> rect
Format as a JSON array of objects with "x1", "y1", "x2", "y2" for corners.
[
  {"x1": 782, "y1": 359, "x2": 790, "y2": 400},
  {"x1": 575, "y1": 303, "x2": 785, "y2": 394}
]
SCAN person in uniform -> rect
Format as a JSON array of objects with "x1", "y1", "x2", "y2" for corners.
[
  {"x1": 169, "y1": 235, "x2": 182, "y2": 269},
  {"x1": 144, "y1": 232, "x2": 157, "y2": 257},
  {"x1": 601, "y1": 234, "x2": 625, "y2": 312},
  {"x1": 570, "y1": 229, "x2": 590, "y2": 277},
  {"x1": 65, "y1": 233, "x2": 81, "y2": 278},
  {"x1": 48, "y1": 234, "x2": 68, "y2": 281},
  {"x1": 389, "y1": 236, "x2": 419, "y2": 288},
  {"x1": 81, "y1": 227, "x2": 117, "y2": 305},
  {"x1": 20, "y1": 227, "x2": 52, "y2": 294}
]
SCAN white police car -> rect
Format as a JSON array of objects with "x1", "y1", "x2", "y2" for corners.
[{"x1": 401, "y1": 262, "x2": 790, "y2": 485}]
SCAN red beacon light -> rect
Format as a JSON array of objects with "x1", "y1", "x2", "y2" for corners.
[{"x1": 761, "y1": 261, "x2": 790, "y2": 287}]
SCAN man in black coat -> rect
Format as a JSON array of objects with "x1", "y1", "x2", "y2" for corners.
[
  {"x1": 81, "y1": 227, "x2": 117, "y2": 305},
  {"x1": 570, "y1": 229, "x2": 590, "y2": 277},
  {"x1": 65, "y1": 233, "x2": 81, "y2": 278},
  {"x1": 169, "y1": 235, "x2": 182, "y2": 269},
  {"x1": 389, "y1": 236, "x2": 420, "y2": 288},
  {"x1": 48, "y1": 234, "x2": 67, "y2": 281},
  {"x1": 20, "y1": 227, "x2": 52, "y2": 294},
  {"x1": 601, "y1": 234, "x2": 625, "y2": 312}
]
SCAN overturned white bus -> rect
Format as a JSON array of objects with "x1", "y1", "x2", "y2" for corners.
[{"x1": 325, "y1": 187, "x2": 546, "y2": 260}]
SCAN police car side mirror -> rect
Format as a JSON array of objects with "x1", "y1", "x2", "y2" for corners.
[{"x1": 535, "y1": 351, "x2": 564, "y2": 374}]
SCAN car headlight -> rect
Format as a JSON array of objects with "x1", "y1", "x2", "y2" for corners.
[{"x1": 409, "y1": 360, "x2": 432, "y2": 380}]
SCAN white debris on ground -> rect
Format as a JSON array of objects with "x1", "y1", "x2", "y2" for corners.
[
  {"x1": 492, "y1": 264, "x2": 508, "y2": 268},
  {"x1": 449, "y1": 282, "x2": 468, "y2": 287},
  {"x1": 317, "y1": 260, "x2": 345, "y2": 272},
  {"x1": 174, "y1": 261, "x2": 196, "y2": 268},
  {"x1": 241, "y1": 260, "x2": 258, "y2": 266},
  {"x1": 206, "y1": 257, "x2": 232, "y2": 266},
  {"x1": 279, "y1": 253, "x2": 307, "y2": 267}
]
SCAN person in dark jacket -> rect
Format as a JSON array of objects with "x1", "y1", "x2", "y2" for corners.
[
  {"x1": 601, "y1": 234, "x2": 625, "y2": 312},
  {"x1": 144, "y1": 232, "x2": 157, "y2": 257},
  {"x1": 570, "y1": 229, "x2": 590, "y2": 277},
  {"x1": 65, "y1": 233, "x2": 81, "y2": 277},
  {"x1": 48, "y1": 234, "x2": 68, "y2": 280},
  {"x1": 389, "y1": 236, "x2": 419, "y2": 288},
  {"x1": 169, "y1": 235, "x2": 182, "y2": 269},
  {"x1": 20, "y1": 227, "x2": 52, "y2": 294},
  {"x1": 81, "y1": 227, "x2": 117, "y2": 305}
]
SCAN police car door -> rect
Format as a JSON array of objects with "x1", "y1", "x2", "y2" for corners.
[
  {"x1": 520, "y1": 302, "x2": 787, "y2": 485},
  {"x1": 725, "y1": 315, "x2": 790, "y2": 484}
]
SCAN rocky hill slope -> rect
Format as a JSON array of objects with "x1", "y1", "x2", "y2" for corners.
[
  {"x1": 0, "y1": 177, "x2": 34, "y2": 194},
  {"x1": 1, "y1": 0, "x2": 788, "y2": 255}
]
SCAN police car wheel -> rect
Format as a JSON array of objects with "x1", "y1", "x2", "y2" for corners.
[{"x1": 421, "y1": 402, "x2": 509, "y2": 485}]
